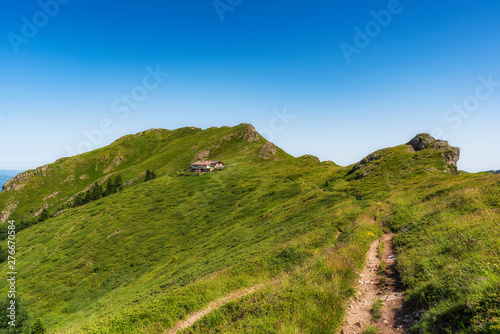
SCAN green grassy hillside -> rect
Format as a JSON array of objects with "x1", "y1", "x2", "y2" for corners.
[
  {"x1": 384, "y1": 173, "x2": 500, "y2": 333},
  {"x1": 0, "y1": 124, "x2": 288, "y2": 223},
  {"x1": 0, "y1": 128, "x2": 498, "y2": 333}
]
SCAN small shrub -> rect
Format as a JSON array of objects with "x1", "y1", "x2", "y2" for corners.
[
  {"x1": 145, "y1": 169, "x2": 157, "y2": 182},
  {"x1": 31, "y1": 318, "x2": 46, "y2": 333}
]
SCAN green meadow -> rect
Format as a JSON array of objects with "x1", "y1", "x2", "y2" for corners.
[{"x1": 0, "y1": 124, "x2": 498, "y2": 333}]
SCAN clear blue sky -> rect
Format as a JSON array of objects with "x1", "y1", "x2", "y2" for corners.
[{"x1": 1, "y1": 0, "x2": 499, "y2": 172}]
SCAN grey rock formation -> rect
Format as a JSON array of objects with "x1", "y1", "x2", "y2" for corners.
[
  {"x1": 407, "y1": 133, "x2": 460, "y2": 170},
  {"x1": 2, "y1": 165, "x2": 51, "y2": 192},
  {"x1": 258, "y1": 142, "x2": 277, "y2": 159},
  {"x1": 240, "y1": 124, "x2": 260, "y2": 142},
  {"x1": 407, "y1": 133, "x2": 435, "y2": 151},
  {"x1": 346, "y1": 150, "x2": 383, "y2": 179},
  {"x1": 299, "y1": 154, "x2": 320, "y2": 164}
]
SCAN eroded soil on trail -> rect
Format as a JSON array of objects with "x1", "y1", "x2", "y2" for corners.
[
  {"x1": 340, "y1": 233, "x2": 412, "y2": 334},
  {"x1": 166, "y1": 232, "x2": 412, "y2": 334}
]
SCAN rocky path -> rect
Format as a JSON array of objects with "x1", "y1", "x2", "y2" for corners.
[{"x1": 340, "y1": 233, "x2": 411, "y2": 334}]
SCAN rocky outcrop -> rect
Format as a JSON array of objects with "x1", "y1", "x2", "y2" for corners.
[
  {"x1": 407, "y1": 133, "x2": 435, "y2": 151},
  {"x1": 443, "y1": 147, "x2": 461, "y2": 168},
  {"x1": 137, "y1": 128, "x2": 162, "y2": 136},
  {"x1": 195, "y1": 149, "x2": 210, "y2": 160},
  {"x1": 63, "y1": 175, "x2": 75, "y2": 183},
  {"x1": 258, "y1": 142, "x2": 278, "y2": 160},
  {"x1": 0, "y1": 201, "x2": 18, "y2": 223},
  {"x1": 346, "y1": 150, "x2": 383, "y2": 179},
  {"x1": 34, "y1": 203, "x2": 50, "y2": 217},
  {"x1": 43, "y1": 191, "x2": 61, "y2": 201},
  {"x1": 407, "y1": 133, "x2": 460, "y2": 171},
  {"x1": 240, "y1": 124, "x2": 260, "y2": 142},
  {"x1": 2, "y1": 165, "x2": 51, "y2": 192},
  {"x1": 299, "y1": 155, "x2": 320, "y2": 164},
  {"x1": 347, "y1": 133, "x2": 461, "y2": 179},
  {"x1": 103, "y1": 155, "x2": 125, "y2": 174}
]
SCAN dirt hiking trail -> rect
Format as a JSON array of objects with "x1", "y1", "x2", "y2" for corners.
[
  {"x1": 165, "y1": 233, "x2": 344, "y2": 334},
  {"x1": 166, "y1": 232, "x2": 411, "y2": 334},
  {"x1": 165, "y1": 284, "x2": 265, "y2": 334},
  {"x1": 340, "y1": 233, "x2": 411, "y2": 334}
]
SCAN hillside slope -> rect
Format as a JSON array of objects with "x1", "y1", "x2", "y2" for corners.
[
  {"x1": 0, "y1": 124, "x2": 289, "y2": 224},
  {"x1": 0, "y1": 129, "x2": 498, "y2": 333}
]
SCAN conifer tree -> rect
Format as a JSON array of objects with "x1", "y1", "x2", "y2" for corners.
[
  {"x1": 103, "y1": 178, "x2": 115, "y2": 196},
  {"x1": 38, "y1": 208, "x2": 50, "y2": 222},
  {"x1": 91, "y1": 182, "x2": 103, "y2": 200},
  {"x1": 73, "y1": 193, "x2": 85, "y2": 207},
  {"x1": 114, "y1": 175, "x2": 123, "y2": 191},
  {"x1": 84, "y1": 190, "x2": 93, "y2": 204}
]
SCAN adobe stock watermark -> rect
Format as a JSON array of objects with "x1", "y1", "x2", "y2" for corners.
[
  {"x1": 66, "y1": 65, "x2": 169, "y2": 156},
  {"x1": 213, "y1": 0, "x2": 242, "y2": 21},
  {"x1": 6, "y1": 220, "x2": 17, "y2": 327},
  {"x1": 7, "y1": 0, "x2": 70, "y2": 54},
  {"x1": 259, "y1": 107, "x2": 295, "y2": 142},
  {"x1": 432, "y1": 74, "x2": 499, "y2": 140},
  {"x1": 339, "y1": 0, "x2": 411, "y2": 64}
]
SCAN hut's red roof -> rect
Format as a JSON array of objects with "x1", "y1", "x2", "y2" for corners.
[{"x1": 191, "y1": 160, "x2": 223, "y2": 166}]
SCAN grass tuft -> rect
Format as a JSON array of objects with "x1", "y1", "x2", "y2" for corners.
[
  {"x1": 370, "y1": 299, "x2": 383, "y2": 322},
  {"x1": 363, "y1": 325, "x2": 381, "y2": 334}
]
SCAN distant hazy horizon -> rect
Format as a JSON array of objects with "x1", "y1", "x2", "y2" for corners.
[{"x1": 0, "y1": 170, "x2": 23, "y2": 177}]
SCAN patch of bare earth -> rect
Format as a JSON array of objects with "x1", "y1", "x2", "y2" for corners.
[{"x1": 340, "y1": 233, "x2": 411, "y2": 334}]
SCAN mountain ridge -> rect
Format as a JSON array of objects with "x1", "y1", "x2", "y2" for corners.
[
  {"x1": 0, "y1": 126, "x2": 462, "y2": 224},
  {"x1": 0, "y1": 123, "x2": 291, "y2": 223}
]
